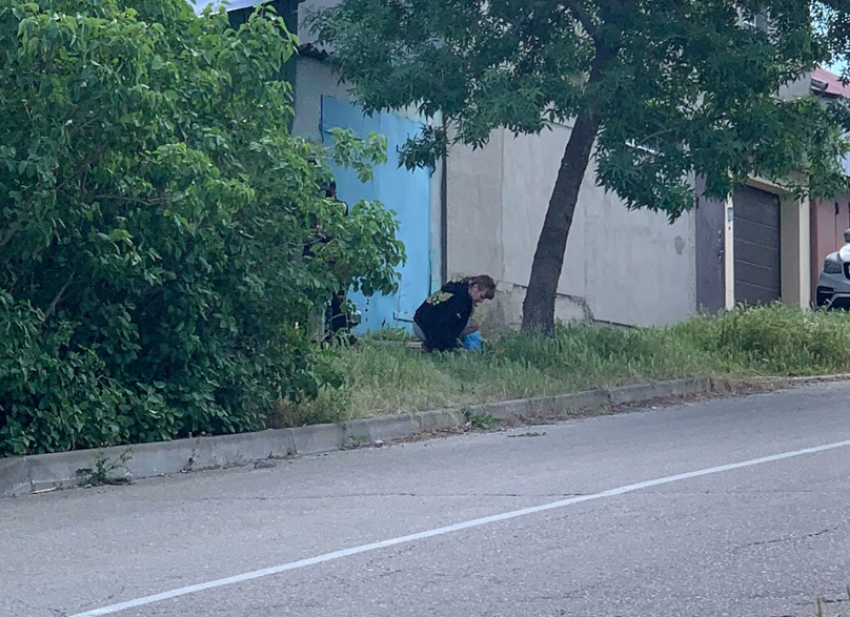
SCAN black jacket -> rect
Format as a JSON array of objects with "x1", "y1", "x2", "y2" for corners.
[{"x1": 414, "y1": 281, "x2": 472, "y2": 352}]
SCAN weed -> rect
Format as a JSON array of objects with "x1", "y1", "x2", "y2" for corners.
[
  {"x1": 367, "y1": 328, "x2": 414, "y2": 342},
  {"x1": 345, "y1": 433, "x2": 371, "y2": 449},
  {"x1": 463, "y1": 408, "x2": 503, "y2": 430},
  {"x1": 811, "y1": 585, "x2": 850, "y2": 616},
  {"x1": 76, "y1": 448, "x2": 133, "y2": 487}
]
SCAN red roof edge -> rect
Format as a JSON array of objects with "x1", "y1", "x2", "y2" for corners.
[{"x1": 812, "y1": 66, "x2": 850, "y2": 99}]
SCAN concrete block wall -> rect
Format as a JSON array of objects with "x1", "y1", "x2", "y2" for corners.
[{"x1": 446, "y1": 123, "x2": 697, "y2": 329}]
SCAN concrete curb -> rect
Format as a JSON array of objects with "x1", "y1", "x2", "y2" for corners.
[{"x1": 0, "y1": 375, "x2": 838, "y2": 498}]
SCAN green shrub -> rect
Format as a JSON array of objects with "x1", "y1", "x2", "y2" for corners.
[
  {"x1": 0, "y1": 0, "x2": 403, "y2": 455},
  {"x1": 674, "y1": 305, "x2": 850, "y2": 375}
]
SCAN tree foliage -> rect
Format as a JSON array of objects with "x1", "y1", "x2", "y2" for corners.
[
  {"x1": 0, "y1": 0, "x2": 404, "y2": 455},
  {"x1": 312, "y1": 0, "x2": 850, "y2": 333},
  {"x1": 314, "y1": 0, "x2": 849, "y2": 206}
]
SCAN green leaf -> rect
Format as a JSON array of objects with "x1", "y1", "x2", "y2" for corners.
[{"x1": 0, "y1": 0, "x2": 402, "y2": 456}]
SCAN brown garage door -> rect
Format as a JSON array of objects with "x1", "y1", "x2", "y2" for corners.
[{"x1": 733, "y1": 185, "x2": 781, "y2": 306}]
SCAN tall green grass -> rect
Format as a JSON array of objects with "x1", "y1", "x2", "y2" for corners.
[{"x1": 271, "y1": 305, "x2": 850, "y2": 427}]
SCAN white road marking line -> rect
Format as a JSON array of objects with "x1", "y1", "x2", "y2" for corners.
[{"x1": 69, "y1": 437, "x2": 850, "y2": 617}]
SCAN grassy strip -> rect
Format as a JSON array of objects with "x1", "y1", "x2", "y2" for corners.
[{"x1": 272, "y1": 305, "x2": 850, "y2": 427}]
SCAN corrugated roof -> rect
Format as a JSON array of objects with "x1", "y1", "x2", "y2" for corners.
[{"x1": 812, "y1": 66, "x2": 850, "y2": 99}]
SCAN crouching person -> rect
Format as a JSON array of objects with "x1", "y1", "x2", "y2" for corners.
[{"x1": 413, "y1": 275, "x2": 496, "y2": 352}]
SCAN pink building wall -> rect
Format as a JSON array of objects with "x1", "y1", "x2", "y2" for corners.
[
  {"x1": 809, "y1": 68, "x2": 850, "y2": 302},
  {"x1": 811, "y1": 196, "x2": 850, "y2": 298}
]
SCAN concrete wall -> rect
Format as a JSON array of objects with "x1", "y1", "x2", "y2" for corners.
[
  {"x1": 297, "y1": 0, "x2": 334, "y2": 44},
  {"x1": 779, "y1": 75, "x2": 812, "y2": 101},
  {"x1": 292, "y1": 59, "x2": 348, "y2": 141},
  {"x1": 446, "y1": 122, "x2": 697, "y2": 328},
  {"x1": 780, "y1": 192, "x2": 811, "y2": 308}
]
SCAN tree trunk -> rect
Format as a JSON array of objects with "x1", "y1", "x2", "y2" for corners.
[
  {"x1": 520, "y1": 108, "x2": 601, "y2": 335},
  {"x1": 521, "y1": 48, "x2": 615, "y2": 335}
]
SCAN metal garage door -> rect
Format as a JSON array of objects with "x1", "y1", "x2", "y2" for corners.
[
  {"x1": 321, "y1": 97, "x2": 432, "y2": 333},
  {"x1": 733, "y1": 185, "x2": 781, "y2": 305}
]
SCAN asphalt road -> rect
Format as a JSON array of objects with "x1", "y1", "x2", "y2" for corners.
[{"x1": 3, "y1": 382, "x2": 850, "y2": 617}]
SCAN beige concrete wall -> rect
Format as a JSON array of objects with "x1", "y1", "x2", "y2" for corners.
[
  {"x1": 499, "y1": 129, "x2": 587, "y2": 300},
  {"x1": 779, "y1": 75, "x2": 812, "y2": 100},
  {"x1": 292, "y1": 59, "x2": 349, "y2": 142},
  {"x1": 447, "y1": 123, "x2": 697, "y2": 328},
  {"x1": 780, "y1": 193, "x2": 811, "y2": 308},
  {"x1": 297, "y1": 0, "x2": 336, "y2": 44},
  {"x1": 723, "y1": 195, "x2": 735, "y2": 310},
  {"x1": 445, "y1": 130, "x2": 506, "y2": 283}
]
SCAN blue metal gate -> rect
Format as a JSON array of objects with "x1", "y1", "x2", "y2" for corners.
[{"x1": 320, "y1": 97, "x2": 431, "y2": 333}]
